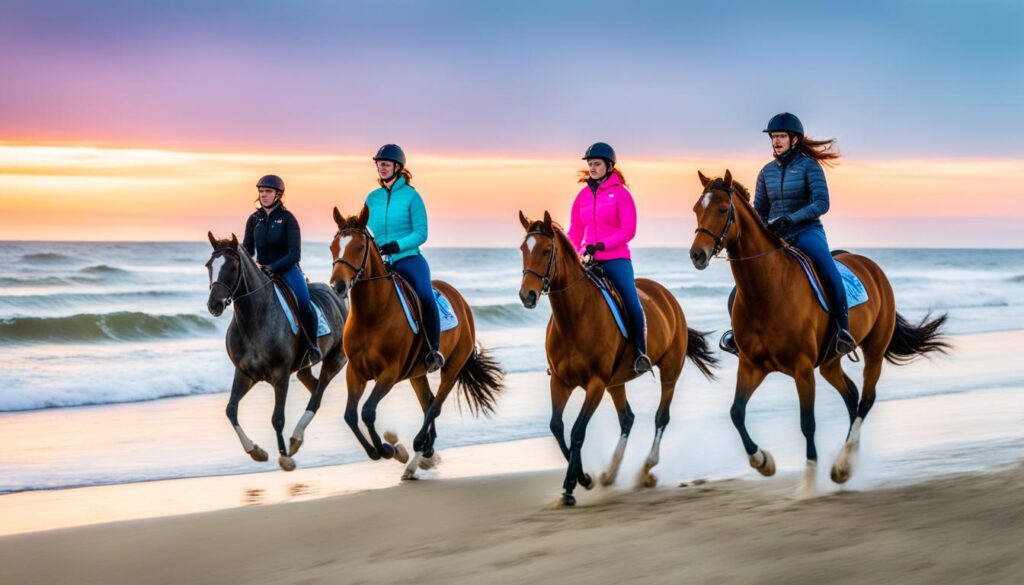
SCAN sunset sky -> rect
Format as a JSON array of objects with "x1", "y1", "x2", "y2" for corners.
[{"x1": 1, "y1": 0, "x2": 1022, "y2": 246}]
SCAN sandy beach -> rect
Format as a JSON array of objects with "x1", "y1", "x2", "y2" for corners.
[{"x1": 2, "y1": 457, "x2": 1022, "y2": 585}]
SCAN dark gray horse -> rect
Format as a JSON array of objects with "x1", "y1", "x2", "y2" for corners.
[{"x1": 205, "y1": 232, "x2": 348, "y2": 471}]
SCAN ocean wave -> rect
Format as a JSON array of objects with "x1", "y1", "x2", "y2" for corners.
[
  {"x1": 79, "y1": 264, "x2": 130, "y2": 275},
  {"x1": 0, "y1": 312, "x2": 219, "y2": 343},
  {"x1": 1010, "y1": 275, "x2": 1024, "y2": 283},
  {"x1": 19, "y1": 252, "x2": 78, "y2": 264},
  {"x1": 472, "y1": 303, "x2": 549, "y2": 327},
  {"x1": 0, "y1": 276, "x2": 70, "y2": 287}
]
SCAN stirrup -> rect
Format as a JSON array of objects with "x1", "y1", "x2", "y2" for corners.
[
  {"x1": 425, "y1": 349, "x2": 445, "y2": 373},
  {"x1": 835, "y1": 329, "x2": 856, "y2": 356},
  {"x1": 719, "y1": 330, "x2": 739, "y2": 356},
  {"x1": 633, "y1": 353, "x2": 653, "y2": 375},
  {"x1": 300, "y1": 345, "x2": 322, "y2": 370}
]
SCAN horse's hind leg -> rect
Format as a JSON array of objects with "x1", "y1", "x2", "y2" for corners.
[
  {"x1": 600, "y1": 385, "x2": 634, "y2": 487},
  {"x1": 361, "y1": 380, "x2": 398, "y2": 460},
  {"x1": 561, "y1": 379, "x2": 605, "y2": 506},
  {"x1": 638, "y1": 380, "x2": 676, "y2": 489},
  {"x1": 820, "y1": 359, "x2": 860, "y2": 484},
  {"x1": 832, "y1": 351, "x2": 883, "y2": 484},
  {"x1": 406, "y1": 372, "x2": 458, "y2": 480},
  {"x1": 296, "y1": 368, "x2": 318, "y2": 394},
  {"x1": 289, "y1": 356, "x2": 343, "y2": 457},
  {"x1": 225, "y1": 369, "x2": 266, "y2": 462},
  {"x1": 343, "y1": 367, "x2": 378, "y2": 460},
  {"x1": 272, "y1": 374, "x2": 297, "y2": 471},
  {"x1": 731, "y1": 360, "x2": 774, "y2": 475}
]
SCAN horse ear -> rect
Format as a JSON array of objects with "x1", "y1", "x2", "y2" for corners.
[
  {"x1": 518, "y1": 210, "x2": 531, "y2": 230},
  {"x1": 357, "y1": 204, "x2": 370, "y2": 228},
  {"x1": 723, "y1": 169, "x2": 733, "y2": 187},
  {"x1": 333, "y1": 206, "x2": 344, "y2": 227},
  {"x1": 230, "y1": 233, "x2": 239, "y2": 248},
  {"x1": 543, "y1": 211, "x2": 552, "y2": 230},
  {"x1": 698, "y1": 170, "x2": 711, "y2": 188},
  {"x1": 208, "y1": 231, "x2": 218, "y2": 248}
]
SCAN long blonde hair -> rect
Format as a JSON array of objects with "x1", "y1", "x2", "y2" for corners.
[
  {"x1": 379, "y1": 167, "x2": 414, "y2": 188},
  {"x1": 577, "y1": 167, "x2": 628, "y2": 187}
]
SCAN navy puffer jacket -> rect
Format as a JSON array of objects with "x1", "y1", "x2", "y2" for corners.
[{"x1": 753, "y1": 151, "x2": 830, "y2": 238}]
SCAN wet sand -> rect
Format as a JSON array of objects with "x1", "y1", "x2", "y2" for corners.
[{"x1": 2, "y1": 459, "x2": 1023, "y2": 585}]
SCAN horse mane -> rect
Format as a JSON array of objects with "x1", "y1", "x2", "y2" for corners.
[
  {"x1": 527, "y1": 219, "x2": 579, "y2": 262},
  {"x1": 706, "y1": 175, "x2": 784, "y2": 245}
]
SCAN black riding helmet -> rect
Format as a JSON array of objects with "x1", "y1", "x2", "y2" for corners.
[
  {"x1": 763, "y1": 113, "x2": 804, "y2": 137},
  {"x1": 373, "y1": 144, "x2": 407, "y2": 168},
  {"x1": 256, "y1": 174, "x2": 285, "y2": 193},
  {"x1": 582, "y1": 142, "x2": 616, "y2": 166}
]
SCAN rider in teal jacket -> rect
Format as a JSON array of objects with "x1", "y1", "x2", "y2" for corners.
[{"x1": 365, "y1": 144, "x2": 444, "y2": 373}]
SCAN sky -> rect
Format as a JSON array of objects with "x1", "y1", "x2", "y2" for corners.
[{"x1": 1, "y1": 0, "x2": 1022, "y2": 246}]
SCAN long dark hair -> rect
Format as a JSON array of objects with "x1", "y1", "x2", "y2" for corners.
[
  {"x1": 379, "y1": 167, "x2": 414, "y2": 188},
  {"x1": 577, "y1": 167, "x2": 629, "y2": 187},
  {"x1": 796, "y1": 136, "x2": 841, "y2": 168}
]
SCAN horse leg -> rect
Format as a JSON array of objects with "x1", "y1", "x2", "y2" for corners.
[
  {"x1": 820, "y1": 360, "x2": 860, "y2": 484},
  {"x1": 600, "y1": 385, "x2": 634, "y2": 487},
  {"x1": 832, "y1": 352, "x2": 883, "y2": 483},
  {"x1": 549, "y1": 376, "x2": 573, "y2": 462},
  {"x1": 225, "y1": 369, "x2": 266, "y2": 462},
  {"x1": 406, "y1": 372, "x2": 458, "y2": 480},
  {"x1": 731, "y1": 360, "x2": 773, "y2": 476},
  {"x1": 361, "y1": 380, "x2": 398, "y2": 460},
  {"x1": 561, "y1": 380, "x2": 605, "y2": 506},
  {"x1": 288, "y1": 357, "x2": 342, "y2": 456},
  {"x1": 638, "y1": 380, "x2": 676, "y2": 489},
  {"x1": 396, "y1": 375, "x2": 438, "y2": 466},
  {"x1": 271, "y1": 374, "x2": 296, "y2": 471},
  {"x1": 794, "y1": 362, "x2": 818, "y2": 497},
  {"x1": 296, "y1": 368, "x2": 318, "y2": 394},
  {"x1": 343, "y1": 367, "x2": 379, "y2": 460}
]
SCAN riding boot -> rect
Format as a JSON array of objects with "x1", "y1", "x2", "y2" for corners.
[
  {"x1": 299, "y1": 307, "x2": 322, "y2": 368},
  {"x1": 835, "y1": 308, "x2": 856, "y2": 355}
]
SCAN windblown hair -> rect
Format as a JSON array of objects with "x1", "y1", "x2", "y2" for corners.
[
  {"x1": 577, "y1": 167, "x2": 629, "y2": 187},
  {"x1": 796, "y1": 136, "x2": 841, "y2": 167},
  {"x1": 378, "y1": 167, "x2": 415, "y2": 188}
]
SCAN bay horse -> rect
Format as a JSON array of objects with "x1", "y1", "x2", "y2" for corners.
[
  {"x1": 328, "y1": 206, "x2": 504, "y2": 480},
  {"x1": 518, "y1": 211, "x2": 718, "y2": 506},
  {"x1": 688, "y1": 171, "x2": 950, "y2": 495},
  {"x1": 205, "y1": 232, "x2": 348, "y2": 471}
]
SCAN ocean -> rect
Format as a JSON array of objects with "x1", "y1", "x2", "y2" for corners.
[{"x1": 1, "y1": 241, "x2": 1023, "y2": 493}]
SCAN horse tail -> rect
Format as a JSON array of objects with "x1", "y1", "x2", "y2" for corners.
[
  {"x1": 884, "y1": 312, "x2": 951, "y2": 365},
  {"x1": 455, "y1": 344, "x2": 505, "y2": 417},
  {"x1": 686, "y1": 328, "x2": 719, "y2": 380}
]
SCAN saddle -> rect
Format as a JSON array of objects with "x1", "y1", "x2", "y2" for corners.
[{"x1": 272, "y1": 278, "x2": 330, "y2": 339}]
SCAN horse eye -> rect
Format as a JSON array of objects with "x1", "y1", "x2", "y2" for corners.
[
  {"x1": 718, "y1": 207, "x2": 728, "y2": 213},
  {"x1": 543, "y1": 249, "x2": 551, "y2": 256}
]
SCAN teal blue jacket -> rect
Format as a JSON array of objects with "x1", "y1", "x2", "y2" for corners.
[{"x1": 365, "y1": 176, "x2": 428, "y2": 262}]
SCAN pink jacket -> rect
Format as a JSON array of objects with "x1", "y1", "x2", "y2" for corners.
[{"x1": 566, "y1": 173, "x2": 637, "y2": 261}]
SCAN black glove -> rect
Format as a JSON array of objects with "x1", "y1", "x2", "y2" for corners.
[
  {"x1": 766, "y1": 215, "x2": 793, "y2": 236},
  {"x1": 379, "y1": 241, "x2": 400, "y2": 255},
  {"x1": 260, "y1": 265, "x2": 274, "y2": 277},
  {"x1": 584, "y1": 242, "x2": 606, "y2": 255}
]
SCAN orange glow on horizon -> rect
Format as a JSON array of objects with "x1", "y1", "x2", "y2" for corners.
[{"x1": 1, "y1": 143, "x2": 1022, "y2": 246}]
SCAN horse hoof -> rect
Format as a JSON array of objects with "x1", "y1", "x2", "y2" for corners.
[
  {"x1": 248, "y1": 445, "x2": 269, "y2": 462},
  {"x1": 401, "y1": 471, "x2": 419, "y2": 481},
  {"x1": 288, "y1": 437, "x2": 303, "y2": 456},
  {"x1": 579, "y1": 473, "x2": 594, "y2": 490},
  {"x1": 831, "y1": 461, "x2": 851, "y2": 484},
  {"x1": 561, "y1": 493, "x2": 576, "y2": 507},
  {"x1": 367, "y1": 448, "x2": 381, "y2": 461},
  {"x1": 380, "y1": 442, "x2": 396, "y2": 460},
  {"x1": 393, "y1": 443, "x2": 410, "y2": 464},
  {"x1": 383, "y1": 430, "x2": 400, "y2": 445},
  {"x1": 750, "y1": 449, "x2": 776, "y2": 477},
  {"x1": 599, "y1": 471, "x2": 616, "y2": 487},
  {"x1": 419, "y1": 453, "x2": 441, "y2": 470},
  {"x1": 638, "y1": 473, "x2": 657, "y2": 489},
  {"x1": 278, "y1": 455, "x2": 296, "y2": 472}
]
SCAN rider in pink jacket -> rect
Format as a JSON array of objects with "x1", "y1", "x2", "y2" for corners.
[{"x1": 566, "y1": 142, "x2": 651, "y2": 374}]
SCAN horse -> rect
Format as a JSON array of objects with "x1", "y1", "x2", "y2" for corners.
[
  {"x1": 518, "y1": 211, "x2": 718, "y2": 506},
  {"x1": 205, "y1": 232, "x2": 348, "y2": 471},
  {"x1": 328, "y1": 206, "x2": 505, "y2": 480},
  {"x1": 688, "y1": 171, "x2": 950, "y2": 495}
]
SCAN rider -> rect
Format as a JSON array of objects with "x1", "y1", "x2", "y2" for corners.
[
  {"x1": 567, "y1": 142, "x2": 652, "y2": 374},
  {"x1": 720, "y1": 113, "x2": 855, "y2": 356},
  {"x1": 364, "y1": 144, "x2": 445, "y2": 374},
  {"x1": 242, "y1": 174, "x2": 322, "y2": 367}
]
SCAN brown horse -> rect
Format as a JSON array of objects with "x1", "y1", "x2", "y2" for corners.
[
  {"x1": 689, "y1": 170, "x2": 949, "y2": 495},
  {"x1": 328, "y1": 205, "x2": 505, "y2": 480},
  {"x1": 518, "y1": 211, "x2": 718, "y2": 506}
]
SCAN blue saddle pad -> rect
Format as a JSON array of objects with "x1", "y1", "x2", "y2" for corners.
[
  {"x1": 594, "y1": 278, "x2": 629, "y2": 338},
  {"x1": 793, "y1": 255, "x2": 869, "y2": 313},
  {"x1": 392, "y1": 278, "x2": 459, "y2": 335},
  {"x1": 274, "y1": 285, "x2": 331, "y2": 337}
]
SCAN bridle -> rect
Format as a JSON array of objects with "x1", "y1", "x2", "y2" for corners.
[
  {"x1": 332, "y1": 227, "x2": 392, "y2": 286},
  {"x1": 207, "y1": 247, "x2": 272, "y2": 306},
  {"x1": 694, "y1": 186, "x2": 787, "y2": 263},
  {"x1": 521, "y1": 229, "x2": 587, "y2": 295}
]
